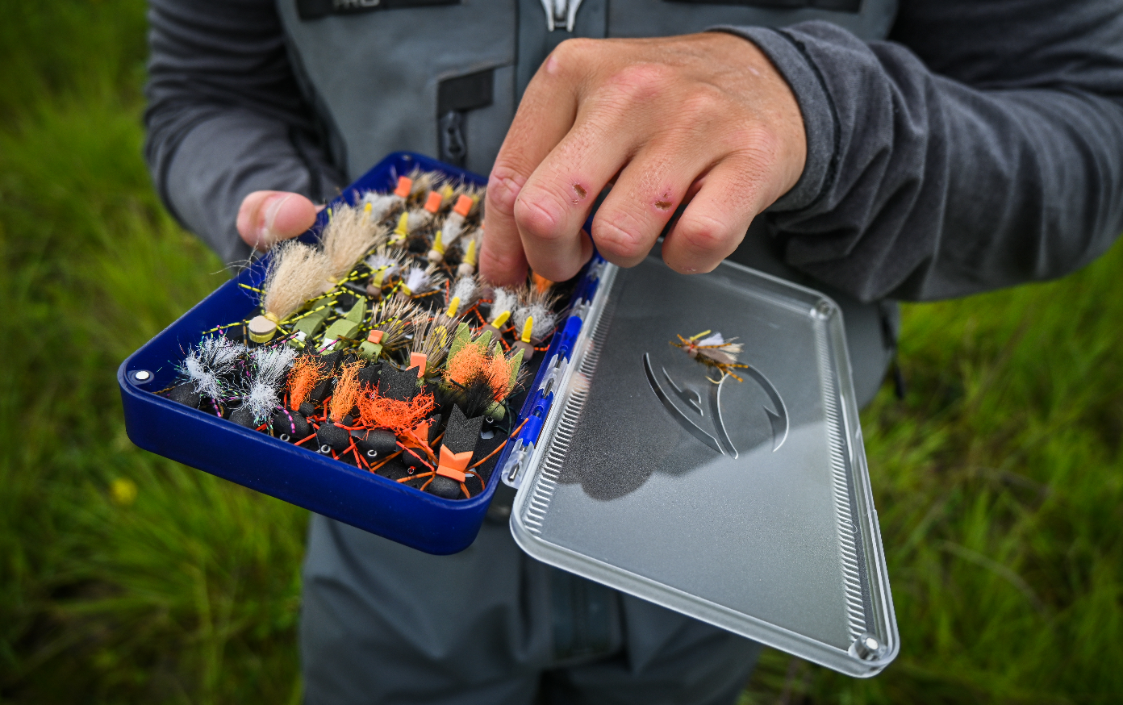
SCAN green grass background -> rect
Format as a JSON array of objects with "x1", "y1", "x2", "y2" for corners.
[{"x1": 0, "y1": 2, "x2": 1119, "y2": 703}]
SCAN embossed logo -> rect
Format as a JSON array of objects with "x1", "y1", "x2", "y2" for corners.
[{"x1": 643, "y1": 353, "x2": 788, "y2": 459}]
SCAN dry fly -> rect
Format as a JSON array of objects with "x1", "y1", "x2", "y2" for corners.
[
  {"x1": 511, "y1": 283, "x2": 560, "y2": 343},
  {"x1": 365, "y1": 245, "x2": 407, "y2": 291},
  {"x1": 410, "y1": 311, "x2": 458, "y2": 371},
  {"x1": 368, "y1": 295, "x2": 416, "y2": 352},
  {"x1": 406, "y1": 167, "x2": 446, "y2": 200},
  {"x1": 671, "y1": 330, "x2": 750, "y2": 383},
  {"x1": 321, "y1": 204, "x2": 385, "y2": 283}
]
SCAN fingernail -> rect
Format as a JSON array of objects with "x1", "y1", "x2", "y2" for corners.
[{"x1": 257, "y1": 194, "x2": 293, "y2": 247}]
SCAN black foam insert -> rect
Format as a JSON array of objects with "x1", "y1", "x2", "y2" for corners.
[
  {"x1": 168, "y1": 382, "x2": 201, "y2": 409},
  {"x1": 442, "y1": 406, "x2": 484, "y2": 454},
  {"x1": 358, "y1": 361, "x2": 382, "y2": 387},
  {"x1": 316, "y1": 422, "x2": 351, "y2": 451},
  {"x1": 230, "y1": 405, "x2": 257, "y2": 428},
  {"x1": 380, "y1": 365, "x2": 419, "y2": 401}
]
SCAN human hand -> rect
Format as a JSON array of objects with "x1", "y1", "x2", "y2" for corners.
[
  {"x1": 479, "y1": 32, "x2": 806, "y2": 285},
  {"x1": 236, "y1": 190, "x2": 321, "y2": 251}
]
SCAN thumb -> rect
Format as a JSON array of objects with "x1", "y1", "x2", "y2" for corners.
[{"x1": 237, "y1": 191, "x2": 319, "y2": 250}]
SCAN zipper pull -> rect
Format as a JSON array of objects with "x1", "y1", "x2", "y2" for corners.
[{"x1": 539, "y1": 0, "x2": 583, "y2": 32}]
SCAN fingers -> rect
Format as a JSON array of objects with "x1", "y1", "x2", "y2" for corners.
[
  {"x1": 477, "y1": 166, "x2": 530, "y2": 287},
  {"x1": 660, "y1": 156, "x2": 769, "y2": 273},
  {"x1": 498, "y1": 88, "x2": 653, "y2": 279},
  {"x1": 480, "y1": 47, "x2": 582, "y2": 285},
  {"x1": 511, "y1": 103, "x2": 630, "y2": 281},
  {"x1": 505, "y1": 55, "x2": 700, "y2": 281},
  {"x1": 479, "y1": 32, "x2": 807, "y2": 282},
  {"x1": 589, "y1": 134, "x2": 714, "y2": 269},
  {"x1": 237, "y1": 191, "x2": 319, "y2": 251}
]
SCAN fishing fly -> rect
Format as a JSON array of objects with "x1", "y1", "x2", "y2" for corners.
[{"x1": 672, "y1": 330, "x2": 750, "y2": 383}]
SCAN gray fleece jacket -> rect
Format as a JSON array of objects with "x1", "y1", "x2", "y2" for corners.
[{"x1": 144, "y1": 0, "x2": 1123, "y2": 305}]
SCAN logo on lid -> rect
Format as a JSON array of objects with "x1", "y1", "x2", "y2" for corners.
[{"x1": 643, "y1": 353, "x2": 788, "y2": 459}]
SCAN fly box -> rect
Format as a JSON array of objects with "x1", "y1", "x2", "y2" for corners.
[{"x1": 119, "y1": 153, "x2": 897, "y2": 677}]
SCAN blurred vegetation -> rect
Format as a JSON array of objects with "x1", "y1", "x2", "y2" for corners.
[
  {"x1": 0, "y1": 1, "x2": 1119, "y2": 703},
  {"x1": 0, "y1": 2, "x2": 305, "y2": 703}
]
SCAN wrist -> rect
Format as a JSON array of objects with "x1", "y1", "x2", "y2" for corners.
[{"x1": 710, "y1": 26, "x2": 831, "y2": 212}]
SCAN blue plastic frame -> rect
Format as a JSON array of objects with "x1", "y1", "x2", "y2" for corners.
[{"x1": 118, "y1": 152, "x2": 604, "y2": 555}]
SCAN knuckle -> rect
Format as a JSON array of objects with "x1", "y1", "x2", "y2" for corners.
[
  {"x1": 554, "y1": 37, "x2": 595, "y2": 60},
  {"x1": 727, "y1": 125, "x2": 782, "y2": 164},
  {"x1": 513, "y1": 190, "x2": 569, "y2": 243},
  {"x1": 592, "y1": 212, "x2": 649, "y2": 262},
  {"x1": 601, "y1": 63, "x2": 674, "y2": 105},
  {"x1": 676, "y1": 212, "x2": 736, "y2": 255},
  {"x1": 486, "y1": 166, "x2": 526, "y2": 216},
  {"x1": 546, "y1": 38, "x2": 597, "y2": 79},
  {"x1": 679, "y1": 86, "x2": 726, "y2": 123}
]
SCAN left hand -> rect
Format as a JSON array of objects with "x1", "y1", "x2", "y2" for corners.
[
  {"x1": 236, "y1": 190, "x2": 321, "y2": 251},
  {"x1": 479, "y1": 31, "x2": 807, "y2": 285}
]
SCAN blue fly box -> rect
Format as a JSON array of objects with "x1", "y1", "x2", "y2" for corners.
[{"x1": 118, "y1": 152, "x2": 603, "y2": 555}]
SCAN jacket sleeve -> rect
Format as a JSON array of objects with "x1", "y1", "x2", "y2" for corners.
[
  {"x1": 144, "y1": 0, "x2": 344, "y2": 265},
  {"x1": 722, "y1": 0, "x2": 1123, "y2": 302}
]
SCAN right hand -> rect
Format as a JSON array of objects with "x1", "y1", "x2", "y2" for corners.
[
  {"x1": 236, "y1": 190, "x2": 320, "y2": 251},
  {"x1": 478, "y1": 33, "x2": 806, "y2": 286}
]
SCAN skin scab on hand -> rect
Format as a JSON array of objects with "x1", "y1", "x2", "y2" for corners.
[
  {"x1": 654, "y1": 194, "x2": 673, "y2": 211},
  {"x1": 572, "y1": 184, "x2": 587, "y2": 204}
]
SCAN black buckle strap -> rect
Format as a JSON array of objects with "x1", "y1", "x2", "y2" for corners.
[{"x1": 437, "y1": 69, "x2": 495, "y2": 167}]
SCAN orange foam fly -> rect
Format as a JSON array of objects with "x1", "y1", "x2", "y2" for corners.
[
  {"x1": 486, "y1": 350, "x2": 517, "y2": 400},
  {"x1": 358, "y1": 388, "x2": 436, "y2": 435},
  {"x1": 330, "y1": 361, "x2": 363, "y2": 423},
  {"x1": 288, "y1": 355, "x2": 327, "y2": 411},
  {"x1": 445, "y1": 344, "x2": 515, "y2": 402},
  {"x1": 445, "y1": 344, "x2": 488, "y2": 387}
]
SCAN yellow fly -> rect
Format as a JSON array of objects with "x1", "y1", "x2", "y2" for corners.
[{"x1": 671, "y1": 330, "x2": 750, "y2": 383}]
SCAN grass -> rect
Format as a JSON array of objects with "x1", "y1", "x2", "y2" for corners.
[
  {"x1": 742, "y1": 249, "x2": 1123, "y2": 704},
  {"x1": 0, "y1": 3, "x2": 306, "y2": 703},
  {"x1": 0, "y1": 2, "x2": 1120, "y2": 703}
]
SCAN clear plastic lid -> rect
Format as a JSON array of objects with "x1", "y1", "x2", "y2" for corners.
[{"x1": 508, "y1": 252, "x2": 898, "y2": 677}]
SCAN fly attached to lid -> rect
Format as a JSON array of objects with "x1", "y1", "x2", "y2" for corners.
[{"x1": 671, "y1": 330, "x2": 750, "y2": 383}]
